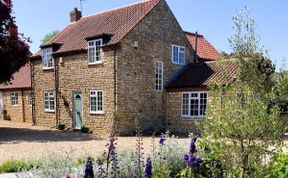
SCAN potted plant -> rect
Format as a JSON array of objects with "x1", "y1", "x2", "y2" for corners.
[
  {"x1": 58, "y1": 124, "x2": 65, "y2": 130},
  {"x1": 81, "y1": 126, "x2": 89, "y2": 133}
]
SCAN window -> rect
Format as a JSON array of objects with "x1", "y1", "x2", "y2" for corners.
[
  {"x1": 172, "y1": 45, "x2": 185, "y2": 65},
  {"x1": 44, "y1": 91, "x2": 55, "y2": 112},
  {"x1": 155, "y1": 60, "x2": 164, "y2": 91},
  {"x1": 181, "y1": 92, "x2": 208, "y2": 118},
  {"x1": 29, "y1": 92, "x2": 32, "y2": 106},
  {"x1": 90, "y1": 90, "x2": 103, "y2": 114},
  {"x1": 88, "y1": 39, "x2": 103, "y2": 64},
  {"x1": 11, "y1": 92, "x2": 19, "y2": 106},
  {"x1": 42, "y1": 48, "x2": 53, "y2": 69}
]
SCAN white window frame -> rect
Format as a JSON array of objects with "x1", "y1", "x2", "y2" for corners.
[
  {"x1": 155, "y1": 60, "x2": 164, "y2": 91},
  {"x1": 29, "y1": 92, "x2": 32, "y2": 107},
  {"x1": 172, "y1": 45, "x2": 185, "y2": 65},
  {"x1": 11, "y1": 92, "x2": 19, "y2": 106},
  {"x1": 44, "y1": 91, "x2": 55, "y2": 112},
  {"x1": 89, "y1": 90, "x2": 104, "y2": 114},
  {"x1": 181, "y1": 92, "x2": 208, "y2": 118},
  {"x1": 88, "y1": 39, "x2": 103, "y2": 65},
  {"x1": 42, "y1": 47, "x2": 54, "y2": 69}
]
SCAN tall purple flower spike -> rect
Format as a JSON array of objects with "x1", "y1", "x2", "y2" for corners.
[
  {"x1": 183, "y1": 137, "x2": 202, "y2": 169},
  {"x1": 144, "y1": 158, "x2": 152, "y2": 178},
  {"x1": 159, "y1": 136, "x2": 166, "y2": 145},
  {"x1": 84, "y1": 159, "x2": 94, "y2": 178}
]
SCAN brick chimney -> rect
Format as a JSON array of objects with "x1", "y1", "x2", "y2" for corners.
[{"x1": 70, "y1": 7, "x2": 82, "y2": 23}]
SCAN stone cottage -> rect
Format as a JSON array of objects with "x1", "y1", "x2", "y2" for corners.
[
  {"x1": 0, "y1": 64, "x2": 32, "y2": 123},
  {"x1": 30, "y1": 0, "x2": 230, "y2": 135}
]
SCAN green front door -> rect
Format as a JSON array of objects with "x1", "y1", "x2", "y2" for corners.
[{"x1": 73, "y1": 92, "x2": 83, "y2": 130}]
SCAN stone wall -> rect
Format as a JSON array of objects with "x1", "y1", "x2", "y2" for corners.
[
  {"x1": 1, "y1": 89, "x2": 32, "y2": 123},
  {"x1": 31, "y1": 51, "x2": 115, "y2": 136},
  {"x1": 31, "y1": 59, "x2": 57, "y2": 127},
  {"x1": 57, "y1": 52, "x2": 115, "y2": 136},
  {"x1": 166, "y1": 91, "x2": 204, "y2": 134},
  {"x1": 116, "y1": 0, "x2": 194, "y2": 135}
]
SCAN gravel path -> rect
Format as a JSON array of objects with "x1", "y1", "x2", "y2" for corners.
[{"x1": 0, "y1": 120, "x2": 190, "y2": 164}]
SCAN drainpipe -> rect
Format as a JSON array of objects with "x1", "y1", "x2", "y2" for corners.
[
  {"x1": 21, "y1": 89, "x2": 25, "y2": 122},
  {"x1": 54, "y1": 56, "x2": 59, "y2": 127},
  {"x1": 193, "y1": 31, "x2": 199, "y2": 63},
  {"x1": 30, "y1": 62, "x2": 36, "y2": 125},
  {"x1": 113, "y1": 46, "x2": 117, "y2": 111}
]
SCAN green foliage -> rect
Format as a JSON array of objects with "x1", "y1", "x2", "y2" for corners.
[
  {"x1": 265, "y1": 154, "x2": 288, "y2": 178},
  {"x1": 0, "y1": 160, "x2": 40, "y2": 173},
  {"x1": 41, "y1": 30, "x2": 59, "y2": 45},
  {"x1": 151, "y1": 132, "x2": 186, "y2": 178},
  {"x1": 202, "y1": 8, "x2": 286, "y2": 178},
  {"x1": 117, "y1": 149, "x2": 138, "y2": 178}
]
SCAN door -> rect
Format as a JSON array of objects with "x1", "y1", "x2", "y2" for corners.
[
  {"x1": 0, "y1": 92, "x2": 3, "y2": 118},
  {"x1": 73, "y1": 92, "x2": 83, "y2": 130}
]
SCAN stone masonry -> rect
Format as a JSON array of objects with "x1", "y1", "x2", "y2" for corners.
[
  {"x1": 1, "y1": 90, "x2": 32, "y2": 123},
  {"x1": 30, "y1": 0, "x2": 203, "y2": 136}
]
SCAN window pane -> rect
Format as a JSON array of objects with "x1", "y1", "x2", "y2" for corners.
[
  {"x1": 155, "y1": 61, "x2": 163, "y2": 91},
  {"x1": 190, "y1": 98, "x2": 199, "y2": 116},
  {"x1": 182, "y1": 93, "x2": 189, "y2": 115},
  {"x1": 173, "y1": 46, "x2": 178, "y2": 62}
]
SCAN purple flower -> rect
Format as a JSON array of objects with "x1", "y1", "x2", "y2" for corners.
[
  {"x1": 183, "y1": 137, "x2": 202, "y2": 169},
  {"x1": 66, "y1": 176, "x2": 72, "y2": 178},
  {"x1": 190, "y1": 137, "x2": 197, "y2": 154},
  {"x1": 159, "y1": 137, "x2": 166, "y2": 145},
  {"x1": 112, "y1": 175, "x2": 116, "y2": 178},
  {"x1": 144, "y1": 158, "x2": 152, "y2": 178},
  {"x1": 84, "y1": 160, "x2": 94, "y2": 178},
  {"x1": 183, "y1": 154, "x2": 189, "y2": 162}
]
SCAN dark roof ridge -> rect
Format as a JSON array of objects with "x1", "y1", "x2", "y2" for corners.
[
  {"x1": 183, "y1": 31, "x2": 204, "y2": 38},
  {"x1": 204, "y1": 58, "x2": 238, "y2": 64}
]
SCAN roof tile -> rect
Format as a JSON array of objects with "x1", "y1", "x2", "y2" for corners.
[
  {"x1": 185, "y1": 31, "x2": 220, "y2": 61},
  {"x1": 33, "y1": 0, "x2": 160, "y2": 57},
  {"x1": 167, "y1": 60, "x2": 238, "y2": 89},
  {"x1": 0, "y1": 64, "x2": 31, "y2": 90}
]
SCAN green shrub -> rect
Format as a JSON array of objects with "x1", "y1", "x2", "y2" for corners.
[
  {"x1": 265, "y1": 154, "x2": 288, "y2": 178},
  {"x1": 0, "y1": 160, "x2": 40, "y2": 173}
]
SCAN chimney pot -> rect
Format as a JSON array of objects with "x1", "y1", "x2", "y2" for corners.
[{"x1": 70, "y1": 7, "x2": 82, "y2": 23}]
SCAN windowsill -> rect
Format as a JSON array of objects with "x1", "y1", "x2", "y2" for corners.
[
  {"x1": 12, "y1": 105, "x2": 19, "y2": 107},
  {"x1": 172, "y1": 61, "x2": 185, "y2": 65},
  {"x1": 43, "y1": 67, "x2": 54, "y2": 71},
  {"x1": 45, "y1": 110, "x2": 55, "y2": 113},
  {"x1": 90, "y1": 111, "x2": 105, "y2": 115},
  {"x1": 181, "y1": 115, "x2": 204, "y2": 120},
  {"x1": 88, "y1": 61, "x2": 103, "y2": 66}
]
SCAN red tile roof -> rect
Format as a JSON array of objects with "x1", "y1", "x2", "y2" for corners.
[
  {"x1": 0, "y1": 64, "x2": 31, "y2": 90},
  {"x1": 167, "y1": 60, "x2": 238, "y2": 90},
  {"x1": 185, "y1": 31, "x2": 220, "y2": 61},
  {"x1": 32, "y1": 0, "x2": 160, "y2": 57}
]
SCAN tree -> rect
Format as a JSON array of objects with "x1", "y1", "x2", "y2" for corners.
[
  {"x1": 0, "y1": 0, "x2": 30, "y2": 83},
  {"x1": 201, "y1": 8, "x2": 286, "y2": 177},
  {"x1": 41, "y1": 30, "x2": 59, "y2": 45}
]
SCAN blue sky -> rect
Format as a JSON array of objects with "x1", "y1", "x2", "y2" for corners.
[{"x1": 13, "y1": 0, "x2": 288, "y2": 69}]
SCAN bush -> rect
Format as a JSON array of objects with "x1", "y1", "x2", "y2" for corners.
[
  {"x1": 0, "y1": 160, "x2": 40, "y2": 173},
  {"x1": 265, "y1": 154, "x2": 288, "y2": 178}
]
